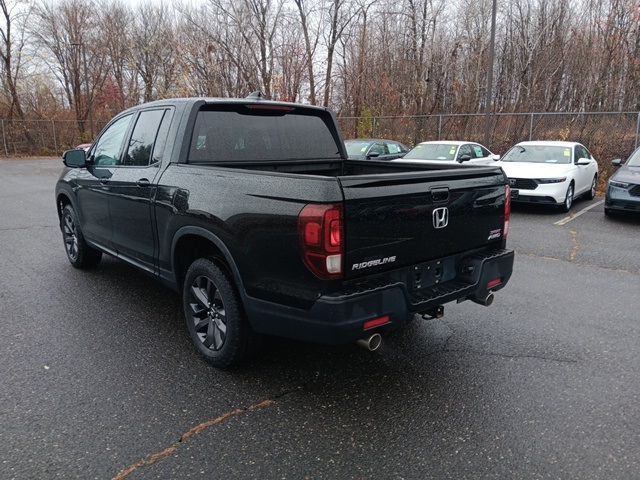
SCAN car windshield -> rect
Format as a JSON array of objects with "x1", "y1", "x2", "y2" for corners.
[
  {"x1": 627, "y1": 148, "x2": 640, "y2": 167},
  {"x1": 403, "y1": 143, "x2": 457, "y2": 161},
  {"x1": 501, "y1": 145, "x2": 572, "y2": 164},
  {"x1": 344, "y1": 140, "x2": 371, "y2": 157}
]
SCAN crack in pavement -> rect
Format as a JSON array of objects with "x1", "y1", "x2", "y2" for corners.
[
  {"x1": 112, "y1": 398, "x2": 279, "y2": 480},
  {"x1": 442, "y1": 348, "x2": 577, "y2": 364},
  {"x1": 518, "y1": 251, "x2": 639, "y2": 276},
  {"x1": 420, "y1": 319, "x2": 576, "y2": 364},
  {"x1": 568, "y1": 229, "x2": 580, "y2": 262},
  {"x1": 0, "y1": 224, "x2": 57, "y2": 232}
]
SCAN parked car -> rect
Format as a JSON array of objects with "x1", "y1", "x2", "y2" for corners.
[
  {"x1": 344, "y1": 138, "x2": 410, "y2": 160},
  {"x1": 56, "y1": 97, "x2": 514, "y2": 368},
  {"x1": 395, "y1": 141, "x2": 499, "y2": 165},
  {"x1": 605, "y1": 147, "x2": 640, "y2": 216},
  {"x1": 497, "y1": 141, "x2": 599, "y2": 212}
]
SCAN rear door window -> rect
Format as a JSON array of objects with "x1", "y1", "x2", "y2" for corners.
[
  {"x1": 124, "y1": 110, "x2": 166, "y2": 166},
  {"x1": 188, "y1": 106, "x2": 341, "y2": 163},
  {"x1": 387, "y1": 143, "x2": 402, "y2": 154}
]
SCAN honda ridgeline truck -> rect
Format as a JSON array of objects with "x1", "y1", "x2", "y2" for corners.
[{"x1": 55, "y1": 97, "x2": 514, "y2": 367}]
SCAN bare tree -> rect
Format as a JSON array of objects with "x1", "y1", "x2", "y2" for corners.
[
  {"x1": 130, "y1": 2, "x2": 176, "y2": 102},
  {"x1": 293, "y1": 0, "x2": 320, "y2": 104},
  {"x1": 33, "y1": 0, "x2": 110, "y2": 135},
  {"x1": 100, "y1": 0, "x2": 135, "y2": 109},
  {"x1": 0, "y1": 0, "x2": 31, "y2": 125}
]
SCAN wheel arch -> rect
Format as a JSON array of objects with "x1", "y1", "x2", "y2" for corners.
[
  {"x1": 171, "y1": 226, "x2": 246, "y2": 298},
  {"x1": 56, "y1": 190, "x2": 76, "y2": 220}
]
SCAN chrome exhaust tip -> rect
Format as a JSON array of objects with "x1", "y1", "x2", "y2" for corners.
[
  {"x1": 471, "y1": 292, "x2": 494, "y2": 307},
  {"x1": 356, "y1": 333, "x2": 382, "y2": 352}
]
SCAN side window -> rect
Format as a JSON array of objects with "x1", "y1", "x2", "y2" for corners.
[
  {"x1": 152, "y1": 110, "x2": 174, "y2": 164},
  {"x1": 368, "y1": 143, "x2": 387, "y2": 156},
  {"x1": 580, "y1": 145, "x2": 591, "y2": 159},
  {"x1": 123, "y1": 110, "x2": 165, "y2": 166},
  {"x1": 479, "y1": 145, "x2": 491, "y2": 157},
  {"x1": 575, "y1": 145, "x2": 588, "y2": 162},
  {"x1": 457, "y1": 144, "x2": 472, "y2": 159},
  {"x1": 387, "y1": 143, "x2": 401, "y2": 155},
  {"x1": 92, "y1": 115, "x2": 133, "y2": 166},
  {"x1": 471, "y1": 144, "x2": 484, "y2": 158}
]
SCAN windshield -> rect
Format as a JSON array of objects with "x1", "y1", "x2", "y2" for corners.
[
  {"x1": 627, "y1": 148, "x2": 640, "y2": 167},
  {"x1": 344, "y1": 140, "x2": 371, "y2": 157},
  {"x1": 403, "y1": 143, "x2": 457, "y2": 161},
  {"x1": 501, "y1": 145, "x2": 572, "y2": 164}
]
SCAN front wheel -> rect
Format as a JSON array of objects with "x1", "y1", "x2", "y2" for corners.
[
  {"x1": 182, "y1": 258, "x2": 256, "y2": 368},
  {"x1": 560, "y1": 183, "x2": 574, "y2": 212},
  {"x1": 60, "y1": 204, "x2": 102, "y2": 269}
]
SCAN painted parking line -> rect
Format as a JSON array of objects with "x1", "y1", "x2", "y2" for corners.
[{"x1": 554, "y1": 199, "x2": 605, "y2": 226}]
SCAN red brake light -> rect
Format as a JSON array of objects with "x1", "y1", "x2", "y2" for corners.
[
  {"x1": 487, "y1": 278, "x2": 503, "y2": 289},
  {"x1": 298, "y1": 204, "x2": 343, "y2": 279},
  {"x1": 504, "y1": 184, "x2": 511, "y2": 239},
  {"x1": 363, "y1": 315, "x2": 391, "y2": 331},
  {"x1": 246, "y1": 104, "x2": 294, "y2": 112}
]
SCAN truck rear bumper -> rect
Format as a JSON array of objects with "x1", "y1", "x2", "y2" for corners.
[{"x1": 245, "y1": 248, "x2": 514, "y2": 345}]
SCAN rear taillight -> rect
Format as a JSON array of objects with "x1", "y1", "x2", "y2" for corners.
[
  {"x1": 504, "y1": 185, "x2": 511, "y2": 239},
  {"x1": 298, "y1": 203, "x2": 344, "y2": 279}
]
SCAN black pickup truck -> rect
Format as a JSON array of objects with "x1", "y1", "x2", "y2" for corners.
[{"x1": 56, "y1": 97, "x2": 514, "y2": 367}]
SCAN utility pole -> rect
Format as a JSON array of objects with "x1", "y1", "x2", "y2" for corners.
[
  {"x1": 484, "y1": 0, "x2": 498, "y2": 147},
  {"x1": 71, "y1": 41, "x2": 94, "y2": 138}
]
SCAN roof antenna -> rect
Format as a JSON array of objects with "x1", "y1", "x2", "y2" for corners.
[{"x1": 246, "y1": 91, "x2": 264, "y2": 100}]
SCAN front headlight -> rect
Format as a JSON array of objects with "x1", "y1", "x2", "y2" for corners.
[
  {"x1": 536, "y1": 177, "x2": 567, "y2": 184},
  {"x1": 609, "y1": 180, "x2": 629, "y2": 188}
]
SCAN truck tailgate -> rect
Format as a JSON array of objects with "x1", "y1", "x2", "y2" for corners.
[{"x1": 339, "y1": 167, "x2": 507, "y2": 279}]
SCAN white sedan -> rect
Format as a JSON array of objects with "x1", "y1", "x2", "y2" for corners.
[
  {"x1": 497, "y1": 141, "x2": 599, "y2": 212},
  {"x1": 394, "y1": 141, "x2": 500, "y2": 166}
]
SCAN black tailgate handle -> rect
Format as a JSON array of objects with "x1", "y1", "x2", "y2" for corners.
[{"x1": 431, "y1": 187, "x2": 449, "y2": 203}]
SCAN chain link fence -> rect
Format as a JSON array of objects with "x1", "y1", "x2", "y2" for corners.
[
  {"x1": 0, "y1": 119, "x2": 106, "y2": 157},
  {"x1": 338, "y1": 111, "x2": 640, "y2": 182},
  {"x1": 1, "y1": 112, "x2": 638, "y2": 179}
]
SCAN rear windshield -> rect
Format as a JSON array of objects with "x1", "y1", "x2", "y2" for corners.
[
  {"x1": 188, "y1": 106, "x2": 341, "y2": 163},
  {"x1": 403, "y1": 143, "x2": 457, "y2": 161}
]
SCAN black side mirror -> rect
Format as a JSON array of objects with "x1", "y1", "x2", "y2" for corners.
[
  {"x1": 458, "y1": 154, "x2": 472, "y2": 163},
  {"x1": 367, "y1": 151, "x2": 380, "y2": 159},
  {"x1": 612, "y1": 158, "x2": 622, "y2": 167},
  {"x1": 63, "y1": 149, "x2": 87, "y2": 168}
]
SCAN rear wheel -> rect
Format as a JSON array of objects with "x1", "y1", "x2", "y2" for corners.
[
  {"x1": 586, "y1": 175, "x2": 597, "y2": 200},
  {"x1": 182, "y1": 258, "x2": 256, "y2": 368},
  {"x1": 60, "y1": 204, "x2": 102, "y2": 268},
  {"x1": 560, "y1": 183, "x2": 574, "y2": 212}
]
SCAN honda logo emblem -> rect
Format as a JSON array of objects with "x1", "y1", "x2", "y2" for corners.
[{"x1": 432, "y1": 207, "x2": 449, "y2": 229}]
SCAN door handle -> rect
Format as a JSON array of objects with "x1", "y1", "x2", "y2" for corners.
[
  {"x1": 136, "y1": 178, "x2": 151, "y2": 187},
  {"x1": 99, "y1": 177, "x2": 109, "y2": 184}
]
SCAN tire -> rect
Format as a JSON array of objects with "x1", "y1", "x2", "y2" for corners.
[
  {"x1": 182, "y1": 258, "x2": 256, "y2": 368},
  {"x1": 586, "y1": 175, "x2": 597, "y2": 200},
  {"x1": 60, "y1": 204, "x2": 102, "y2": 269},
  {"x1": 560, "y1": 183, "x2": 574, "y2": 212},
  {"x1": 604, "y1": 207, "x2": 613, "y2": 217}
]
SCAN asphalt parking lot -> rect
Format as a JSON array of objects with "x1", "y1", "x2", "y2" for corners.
[{"x1": 1, "y1": 158, "x2": 639, "y2": 479}]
